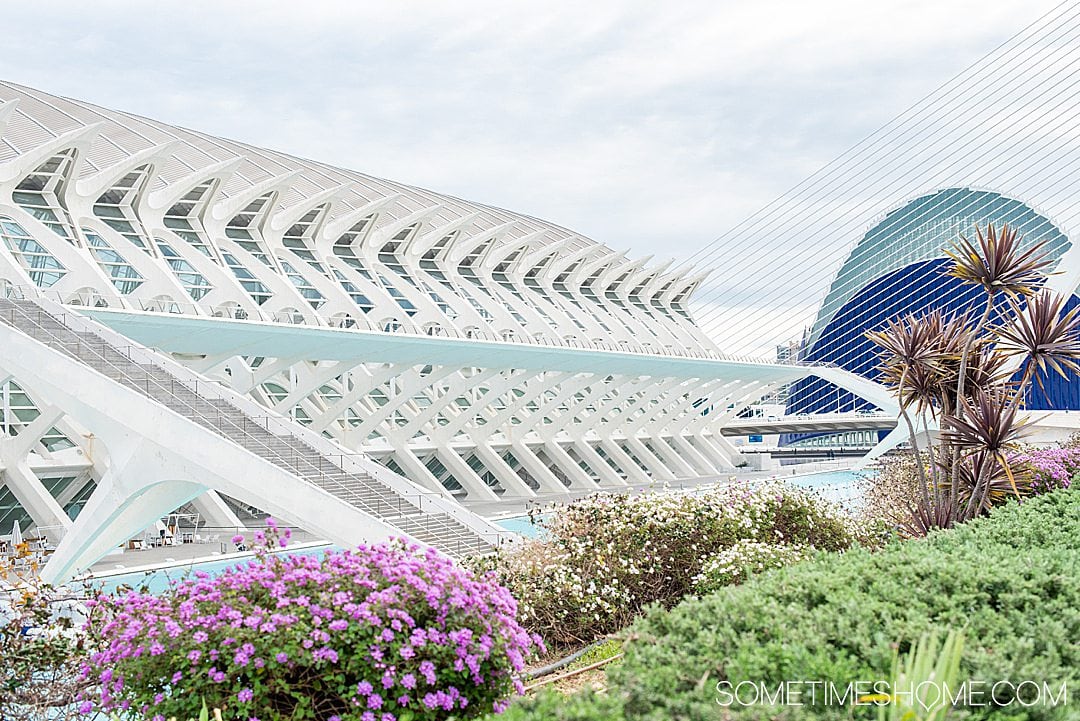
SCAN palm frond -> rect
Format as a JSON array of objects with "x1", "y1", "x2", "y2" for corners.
[
  {"x1": 995, "y1": 290, "x2": 1080, "y2": 394},
  {"x1": 944, "y1": 223, "x2": 1054, "y2": 298}
]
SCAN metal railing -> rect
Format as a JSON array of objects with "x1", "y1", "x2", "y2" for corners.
[{"x1": 0, "y1": 280, "x2": 776, "y2": 365}]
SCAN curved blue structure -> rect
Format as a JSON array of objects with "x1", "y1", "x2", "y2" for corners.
[{"x1": 785, "y1": 188, "x2": 1077, "y2": 444}]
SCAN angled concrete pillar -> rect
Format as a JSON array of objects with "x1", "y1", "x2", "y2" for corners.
[
  {"x1": 639, "y1": 435, "x2": 696, "y2": 477},
  {"x1": 0, "y1": 459, "x2": 72, "y2": 532},
  {"x1": 571, "y1": 439, "x2": 627, "y2": 487},
  {"x1": 471, "y1": 443, "x2": 537, "y2": 497},
  {"x1": 189, "y1": 490, "x2": 244, "y2": 531},
  {"x1": 541, "y1": 440, "x2": 597, "y2": 490},
  {"x1": 623, "y1": 436, "x2": 676, "y2": 480},
  {"x1": 598, "y1": 438, "x2": 651, "y2": 483},
  {"x1": 666, "y1": 434, "x2": 718, "y2": 475},
  {"x1": 434, "y1": 446, "x2": 501, "y2": 501},
  {"x1": 510, "y1": 441, "x2": 566, "y2": 493},
  {"x1": 690, "y1": 432, "x2": 737, "y2": 471}
]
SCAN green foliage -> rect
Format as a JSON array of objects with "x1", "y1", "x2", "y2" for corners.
[
  {"x1": 877, "y1": 628, "x2": 965, "y2": 721},
  {"x1": 567, "y1": 639, "x2": 623, "y2": 672},
  {"x1": 505, "y1": 488, "x2": 1080, "y2": 721},
  {"x1": 473, "y1": 481, "x2": 879, "y2": 647},
  {"x1": 497, "y1": 688, "x2": 624, "y2": 721}
]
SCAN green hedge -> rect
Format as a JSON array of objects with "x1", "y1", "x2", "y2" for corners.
[{"x1": 501, "y1": 489, "x2": 1080, "y2": 720}]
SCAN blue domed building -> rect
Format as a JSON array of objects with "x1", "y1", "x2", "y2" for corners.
[{"x1": 785, "y1": 187, "x2": 1079, "y2": 444}]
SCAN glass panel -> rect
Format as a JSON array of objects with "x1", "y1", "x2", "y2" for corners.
[
  {"x1": 0, "y1": 216, "x2": 66, "y2": 287},
  {"x1": 155, "y1": 239, "x2": 213, "y2": 300},
  {"x1": 82, "y1": 228, "x2": 144, "y2": 294}
]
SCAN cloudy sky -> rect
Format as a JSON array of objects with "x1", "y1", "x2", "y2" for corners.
[{"x1": 0, "y1": 0, "x2": 1063, "y2": 266}]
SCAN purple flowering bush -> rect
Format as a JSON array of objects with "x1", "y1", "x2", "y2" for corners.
[
  {"x1": 1010, "y1": 445, "x2": 1079, "y2": 495},
  {"x1": 81, "y1": 522, "x2": 542, "y2": 720}
]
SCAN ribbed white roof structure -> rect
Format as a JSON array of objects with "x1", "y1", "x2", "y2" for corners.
[
  {"x1": 1, "y1": 81, "x2": 878, "y2": 579},
  {"x1": 0, "y1": 80, "x2": 708, "y2": 350}
]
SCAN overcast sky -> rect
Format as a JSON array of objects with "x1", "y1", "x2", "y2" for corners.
[{"x1": 0, "y1": 0, "x2": 1065, "y2": 264}]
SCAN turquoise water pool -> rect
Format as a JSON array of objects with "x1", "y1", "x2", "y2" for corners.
[
  {"x1": 787, "y1": 468, "x2": 870, "y2": 506},
  {"x1": 494, "y1": 513, "x2": 550, "y2": 539},
  {"x1": 91, "y1": 545, "x2": 332, "y2": 595}
]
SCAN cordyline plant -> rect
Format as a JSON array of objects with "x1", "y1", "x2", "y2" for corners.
[
  {"x1": 81, "y1": 521, "x2": 543, "y2": 721},
  {"x1": 866, "y1": 222, "x2": 1080, "y2": 535}
]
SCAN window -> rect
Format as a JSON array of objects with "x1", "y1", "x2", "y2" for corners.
[
  {"x1": 82, "y1": 228, "x2": 144, "y2": 294},
  {"x1": 93, "y1": 165, "x2": 153, "y2": 252},
  {"x1": 155, "y1": 239, "x2": 213, "y2": 300},
  {"x1": 332, "y1": 269, "x2": 374, "y2": 313},
  {"x1": 282, "y1": 206, "x2": 329, "y2": 275},
  {"x1": 420, "y1": 231, "x2": 457, "y2": 266},
  {"x1": 281, "y1": 260, "x2": 325, "y2": 308},
  {"x1": 377, "y1": 273, "x2": 417, "y2": 316},
  {"x1": 13, "y1": 149, "x2": 78, "y2": 243},
  {"x1": 164, "y1": 180, "x2": 219, "y2": 259},
  {"x1": 333, "y1": 215, "x2": 374, "y2": 255},
  {"x1": 0, "y1": 216, "x2": 66, "y2": 287},
  {"x1": 221, "y1": 252, "x2": 271, "y2": 305},
  {"x1": 225, "y1": 194, "x2": 277, "y2": 268}
]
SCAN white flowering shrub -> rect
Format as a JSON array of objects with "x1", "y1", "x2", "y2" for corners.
[
  {"x1": 473, "y1": 482, "x2": 884, "y2": 646},
  {"x1": 692, "y1": 540, "x2": 812, "y2": 593}
]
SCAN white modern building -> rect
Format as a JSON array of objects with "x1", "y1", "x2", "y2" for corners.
[{"x1": 0, "y1": 81, "x2": 886, "y2": 581}]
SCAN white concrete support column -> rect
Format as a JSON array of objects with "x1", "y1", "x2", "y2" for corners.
[
  {"x1": 598, "y1": 437, "x2": 651, "y2": 483},
  {"x1": 571, "y1": 439, "x2": 627, "y2": 486},
  {"x1": 389, "y1": 445, "x2": 457, "y2": 495},
  {"x1": 433, "y1": 446, "x2": 501, "y2": 501},
  {"x1": 48, "y1": 469, "x2": 205, "y2": 582},
  {"x1": 473, "y1": 442, "x2": 540, "y2": 498},
  {"x1": 189, "y1": 490, "x2": 245, "y2": 531},
  {"x1": 689, "y1": 432, "x2": 737, "y2": 471},
  {"x1": 665, "y1": 434, "x2": 719, "y2": 475},
  {"x1": 696, "y1": 432, "x2": 741, "y2": 469},
  {"x1": 0, "y1": 459, "x2": 73, "y2": 532},
  {"x1": 541, "y1": 440, "x2": 597, "y2": 490},
  {"x1": 471, "y1": 443, "x2": 538, "y2": 497},
  {"x1": 622, "y1": 435, "x2": 676, "y2": 479},
  {"x1": 510, "y1": 440, "x2": 567, "y2": 493},
  {"x1": 639, "y1": 434, "x2": 697, "y2": 477}
]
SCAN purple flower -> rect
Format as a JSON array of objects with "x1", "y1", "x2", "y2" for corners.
[{"x1": 80, "y1": 534, "x2": 540, "y2": 717}]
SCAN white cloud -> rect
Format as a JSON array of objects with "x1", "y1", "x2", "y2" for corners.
[{"x1": 0, "y1": 0, "x2": 1066, "y2": 346}]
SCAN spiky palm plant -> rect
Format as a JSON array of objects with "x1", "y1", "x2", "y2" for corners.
[
  {"x1": 867, "y1": 223, "x2": 1080, "y2": 536},
  {"x1": 944, "y1": 451, "x2": 1031, "y2": 518},
  {"x1": 940, "y1": 388, "x2": 1032, "y2": 499},
  {"x1": 995, "y1": 290, "x2": 1080, "y2": 401},
  {"x1": 944, "y1": 223, "x2": 1053, "y2": 300}
]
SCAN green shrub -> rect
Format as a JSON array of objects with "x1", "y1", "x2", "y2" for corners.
[
  {"x1": 473, "y1": 482, "x2": 879, "y2": 646},
  {"x1": 498, "y1": 688, "x2": 624, "y2": 721},
  {"x1": 506, "y1": 488, "x2": 1080, "y2": 720}
]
